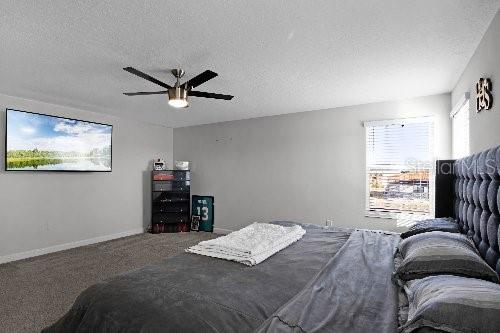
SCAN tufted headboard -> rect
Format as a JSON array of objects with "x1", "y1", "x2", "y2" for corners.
[{"x1": 436, "y1": 146, "x2": 500, "y2": 275}]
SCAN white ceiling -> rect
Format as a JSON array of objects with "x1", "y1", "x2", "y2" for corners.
[{"x1": 1, "y1": 1, "x2": 499, "y2": 128}]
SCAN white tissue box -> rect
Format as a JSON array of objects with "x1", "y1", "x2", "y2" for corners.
[{"x1": 174, "y1": 161, "x2": 190, "y2": 170}]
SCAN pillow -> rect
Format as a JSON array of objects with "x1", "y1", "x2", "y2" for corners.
[
  {"x1": 400, "y1": 275, "x2": 500, "y2": 333},
  {"x1": 395, "y1": 231, "x2": 499, "y2": 283},
  {"x1": 400, "y1": 217, "x2": 459, "y2": 239}
]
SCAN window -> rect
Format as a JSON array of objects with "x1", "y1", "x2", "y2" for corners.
[
  {"x1": 451, "y1": 94, "x2": 470, "y2": 159},
  {"x1": 365, "y1": 117, "x2": 434, "y2": 219}
]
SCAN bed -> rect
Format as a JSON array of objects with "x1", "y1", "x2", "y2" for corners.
[
  {"x1": 44, "y1": 147, "x2": 500, "y2": 333},
  {"x1": 43, "y1": 223, "x2": 401, "y2": 332}
]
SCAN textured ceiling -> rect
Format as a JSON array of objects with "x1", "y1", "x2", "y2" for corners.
[{"x1": 1, "y1": 1, "x2": 499, "y2": 127}]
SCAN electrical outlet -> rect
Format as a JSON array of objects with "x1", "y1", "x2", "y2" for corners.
[{"x1": 325, "y1": 219, "x2": 334, "y2": 227}]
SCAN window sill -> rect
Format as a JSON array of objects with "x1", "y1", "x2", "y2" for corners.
[{"x1": 365, "y1": 211, "x2": 431, "y2": 226}]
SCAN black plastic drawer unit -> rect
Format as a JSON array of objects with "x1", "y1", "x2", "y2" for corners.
[{"x1": 151, "y1": 170, "x2": 191, "y2": 233}]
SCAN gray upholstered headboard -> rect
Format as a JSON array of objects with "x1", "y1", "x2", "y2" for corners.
[{"x1": 436, "y1": 146, "x2": 500, "y2": 275}]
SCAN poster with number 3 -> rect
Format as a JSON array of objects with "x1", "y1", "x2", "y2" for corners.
[{"x1": 192, "y1": 195, "x2": 214, "y2": 232}]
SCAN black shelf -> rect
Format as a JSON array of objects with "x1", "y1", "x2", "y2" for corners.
[
  {"x1": 151, "y1": 170, "x2": 191, "y2": 233},
  {"x1": 156, "y1": 199, "x2": 189, "y2": 203},
  {"x1": 157, "y1": 180, "x2": 192, "y2": 182},
  {"x1": 152, "y1": 190, "x2": 190, "y2": 193}
]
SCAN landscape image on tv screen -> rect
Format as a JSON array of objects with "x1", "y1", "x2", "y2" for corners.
[{"x1": 6, "y1": 109, "x2": 112, "y2": 171}]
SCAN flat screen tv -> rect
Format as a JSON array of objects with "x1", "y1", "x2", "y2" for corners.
[{"x1": 5, "y1": 109, "x2": 112, "y2": 172}]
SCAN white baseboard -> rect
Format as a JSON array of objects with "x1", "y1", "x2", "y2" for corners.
[
  {"x1": 0, "y1": 228, "x2": 144, "y2": 265},
  {"x1": 213, "y1": 227, "x2": 234, "y2": 234}
]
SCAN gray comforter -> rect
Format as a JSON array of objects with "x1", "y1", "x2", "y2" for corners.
[{"x1": 44, "y1": 222, "x2": 400, "y2": 333}]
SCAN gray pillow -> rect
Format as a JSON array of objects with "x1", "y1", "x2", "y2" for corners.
[
  {"x1": 400, "y1": 217, "x2": 459, "y2": 239},
  {"x1": 395, "y1": 231, "x2": 499, "y2": 283},
  {"x1": 400, "y1": 275, "x2": 500, "y2": 333}
]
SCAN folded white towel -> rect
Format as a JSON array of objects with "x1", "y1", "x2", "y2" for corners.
[{"x1": 186, "y1": 222, "x2": 306, "y2": 266}]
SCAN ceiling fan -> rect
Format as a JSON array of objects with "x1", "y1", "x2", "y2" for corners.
[{"x1": 123, "y1": 67, "x2": 233, "y2": 108}]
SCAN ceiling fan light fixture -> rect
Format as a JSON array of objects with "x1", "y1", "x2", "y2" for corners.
[
  {"x1": 123, "y1": 67, "x2": 233, "y2": 105},
  {"x1": 168, "y1": 86, "x2": 188, "y2": 108}
]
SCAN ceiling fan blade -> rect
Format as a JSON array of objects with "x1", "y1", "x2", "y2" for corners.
[
  {"x1": 123, "y1": 91, "x2": 168, "y2": 96},
  {"x1": 183, "y1": 70, "x2": 218, "y2": 89},
  {"x1": 189, "y1": 90, "x2": 234, "y2": 100},
  {"x1": 123, "y1": 67, "x2": 172, "y2": 89}
]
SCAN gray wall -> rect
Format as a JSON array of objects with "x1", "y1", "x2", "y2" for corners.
[
  {"x1": 0, "y1": 93, "x2": 173, "y2": 259},
  {"x1": 452, "y1": 9, "x2": 500, "y2": 153},
  {"x1": 174, "y1": 94, "x2": 451, "y2": 232}
]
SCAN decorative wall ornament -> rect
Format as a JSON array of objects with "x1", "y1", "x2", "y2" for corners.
[{"x1": 476, "y1": 78, "x2": 493, "y2": 112}]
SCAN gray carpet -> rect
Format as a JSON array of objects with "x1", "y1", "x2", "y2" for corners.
[{"x1": 0, "y1": 232, "x2": 218, "y2": 333}]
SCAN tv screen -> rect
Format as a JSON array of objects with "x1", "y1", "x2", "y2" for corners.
[{"x1": 5, "y1": 109, "x2": 112, "y2": 171}]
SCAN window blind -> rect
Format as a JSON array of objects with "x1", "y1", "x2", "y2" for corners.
[
  {"x1": 451, "y1": 98, "x2": 470, "y2": 159},
  {"x1": 364, "y1": 117, "x2": 434, "y2": 217}
]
